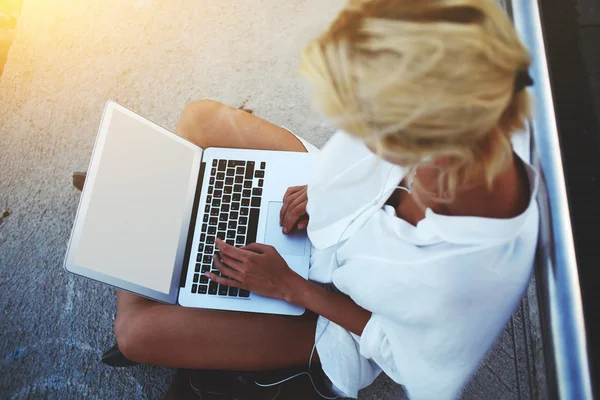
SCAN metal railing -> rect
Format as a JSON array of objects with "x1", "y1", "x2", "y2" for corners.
[{"x1": 510, "y1": 1, "x2": 593, "y2": 399}]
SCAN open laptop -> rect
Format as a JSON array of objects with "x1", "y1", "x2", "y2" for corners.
[{"x1": 64, "y1": 100, "x2": 315, "y2": 316}]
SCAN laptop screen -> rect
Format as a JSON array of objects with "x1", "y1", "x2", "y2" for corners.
[{"x1": 73, "y1": 107, "x2": 197, "y2": 295}]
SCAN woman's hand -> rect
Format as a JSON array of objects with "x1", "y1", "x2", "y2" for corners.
[
  {"x1": 280, "y1": 185, "x2": 309, "y2": 234},
  {"x1": 205, "y1": 238, "x2": 303, "y2": 300}
]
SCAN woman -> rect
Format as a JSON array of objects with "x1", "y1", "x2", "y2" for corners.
[{"x1": 110, "y1": 0, "x2": 539, "y2": 398}]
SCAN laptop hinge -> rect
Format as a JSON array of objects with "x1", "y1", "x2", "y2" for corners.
[{"x1": 180, "y1": 161, "x2": 206, "y2": 288}]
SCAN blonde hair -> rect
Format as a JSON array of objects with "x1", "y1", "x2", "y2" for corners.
[{"x1": 299, "y1": 0, "x2": 531, "y2": 200}]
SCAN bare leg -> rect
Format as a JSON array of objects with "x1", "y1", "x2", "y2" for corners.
[{"x1": 115, "y1": 100, "x2": 318, "y2": 370}]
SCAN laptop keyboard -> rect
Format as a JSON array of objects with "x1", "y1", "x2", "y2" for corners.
[{"x1": 191, "y1": 159, "x2": 266, "y2": 298}]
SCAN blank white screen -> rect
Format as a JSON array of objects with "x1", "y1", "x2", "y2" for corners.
[{"x1": 75, "y1": 108, "x2": 195, "y2": 294}]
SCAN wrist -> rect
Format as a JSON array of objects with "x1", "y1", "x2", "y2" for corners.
[{"x1": 283, "y1": 272, "x2": 311, "y2": 305}]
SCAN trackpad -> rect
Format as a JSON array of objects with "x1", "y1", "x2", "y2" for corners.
[{"x1": 263, "y1": 202, "x2": 306, "y2": 256}]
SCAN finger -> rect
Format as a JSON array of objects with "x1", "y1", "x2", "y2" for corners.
[
  {"x1": 280, "y1": 188, "x2": 305, "y2": 225},
  {"x1": 216, "y1": 238, "x2": 249, "y2": 262},
  {"x1": 216, "y1": 249, "x2": 244, "y2": 269},
  {"x1": 296, "y1": 216, "x2": 309, "y2": 230},
  {"x1": 282, "y1": 191, "x2": 307, "y2": 230},
  {"x1": 213, "y1": 255, "x2": 243, "y2": 281},
  {"x1": 242, "y1": 242, "x2": 268, "y2": 254},
  {"x1": 204, "y1": 271, "x2": 240, "y2": 288},
  {"x1": 282, "y1": 185, "x2": 304, "y2": 203},
  {"x1": 283, "y1": 196, "x2": 308, "y2": 233}
]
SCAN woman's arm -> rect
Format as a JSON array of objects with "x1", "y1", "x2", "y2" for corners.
[
  {"x1": 207, "y1": 239, "x2": 371, "y2": 336},
  {"x1": 285, "y1": 275, "x2": 372, "y2": 336}
]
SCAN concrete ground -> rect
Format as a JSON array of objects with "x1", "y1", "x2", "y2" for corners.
[{"x1": 0, "y1": 0, "x2": 547, "y2": 398}]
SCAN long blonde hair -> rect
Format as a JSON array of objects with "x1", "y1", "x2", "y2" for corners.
[{"x1": 299, "y1": 0, "x2": 531, "y2": 200}]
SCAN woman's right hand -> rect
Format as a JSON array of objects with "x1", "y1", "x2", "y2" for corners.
[{"x1": 280, "y1": 185, "x2": 309, "y2": 234}]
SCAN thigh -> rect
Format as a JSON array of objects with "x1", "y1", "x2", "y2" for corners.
[
  {"x1": 175, "y1": 100, "x2": 308, "y2": 152},
  {"x1": 116, "y1": 291, "x2": 319, "y2": 370}
]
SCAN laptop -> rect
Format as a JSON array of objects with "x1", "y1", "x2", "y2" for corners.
[{"x1": 64, "y1": 100, "x2": 315, "y2": 316}]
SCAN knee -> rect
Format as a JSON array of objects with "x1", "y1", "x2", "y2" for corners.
[
  {"x1": 114, "y1": 311, "x2": 149, "y2": 363},
  {"x1": 176, "y1": 99, "x2": 230, "y2": 144}
]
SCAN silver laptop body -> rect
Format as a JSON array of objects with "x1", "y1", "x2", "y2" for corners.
[{"x1": 64, "y1": 101, "x2": 314, "y2": 316}]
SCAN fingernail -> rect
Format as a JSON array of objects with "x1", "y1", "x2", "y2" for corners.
[
  {"x1": 283, "y1": 227, "x2": 288, "y2": 233},
  {"x1": 204, "y1": 272, "x2": 211, "y2": 277}
]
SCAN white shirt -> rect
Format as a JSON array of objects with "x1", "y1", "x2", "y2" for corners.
[{"x1": 305, "y1": 130, "x2": 539, "y2": 399}]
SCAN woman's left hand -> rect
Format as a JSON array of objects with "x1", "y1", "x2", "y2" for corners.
[{"x1": 206, "y1": 238, "x2": 301, "y2": 300}]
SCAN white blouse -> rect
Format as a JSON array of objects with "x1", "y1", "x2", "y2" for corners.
[{"x1": 305, "y1": 130, "x2": 539, "y2": 399}]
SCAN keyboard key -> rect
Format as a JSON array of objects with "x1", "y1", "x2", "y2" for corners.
[
  {"x1": 195, "y1": 264, "x2": 201, "y2": 272},
  {"x1": 218, "y1": 285, "x2": 229, "y2": 295},
  {"x1": 212, "y1": 199, "x2": 221, "y2": 207},
  {"x1": 239, "y1": 216, "x2": 248, "y2": 225},
  {"x1": 206, "y1": 235, "x2": 215, "y2": 244},
  {"x1": 227, "y1": 230, "x2": 236, "y2": 239},
  {"x1": 258, "y1": 179, "x2": 264, "y2": 187},
  {"x1": 252, "y1": 188, "x2": 262, "y2": 196},
  {"x1": 208, "y1": 186, "x2": 213, "y2": 195},
  {"x1": 204, "y1": 205, "x2": 210, "y2": 213},
  {"x1": 236, "y1": 166, "x2": 244, "y2": 175},
  {"x1": 255, "y1": 170, "x2": 264, "y2": 178},
  {"x1": 230, "y1": 211, "x2": 239, "y2": 220},
  {"x1": 237, "y1": 226, "x2": 246, "y2": 234},
  {"x1": 214, "y1": 190, "x2": 222, "y2": 198},
  {"x1": 243, "y1": 189, "x2": 251, "y2": 197},
  {"x1": 245, "y1": 161, "x2": 255, "y2": 179},
  {"x1": 225, "y1": 177, "x2": 233, "y2": 185},
  {"x1": 235, "y1": 176, "x2": 243, "y2": 183},
  {"x1": 211, "y1": 168, "x2": 216, "y2": 175},
  {"x1": 218, "y1": 160, "x2": 227, "y2": 171},
  {"x1": 226, "y1": 239, "x2": 235, "y2": 246},
  {"x1": 215, "y1": 181, "x2": 224, "y2": 189},
  {"x1": 200, "y1": 233, "x2": 206, "y2": 242},
  {"x1": 209, "y1": 177, "x2": 215, "y2": 185},
  {"x1": 198, "y1": 243, "x2": 204, "y2": 253},
  {"x1": 228, "y1": 160, "x2": 238, "y2": 167},
  {"x1": 197, "y1": 254, "x2": 203, "y2": 262},
  {"x1": 240, "y1": 207, "x2": 249, "y2": 216},
  {"x1": 260, "y1": 162, "x2": 266, "y2": 169},
  {"x1": 202, "y1": 223, "x2": 207, "y2": 232},
  {"x1": 239, "y1": 289, "x2": 250, "y2": 298},
  {"x1": 200, "y1": 275, "x2": 209, "y2": 284},
  {"x1": 192, "y1": 284, "x2": 198, "y2": 293},
  {"x1": 241, "y1": 198, "x2": 250, "y2": 207},
  {"x1": 218, "y1": 222, "x2": 227, "y2": 231},
  {"x1": 203, "y1": 214, "x2": 209, "y2": 223},
  {"x1": 226, "y1": 168, "x2": 235, "y2": 177},
  {"x1": 205, "y1": 245, "x2": 214, "y2": 254},
  {"x1": 193, "y1": 274, "x2": 199, "y2": 283},
  {"x1": 208, "y1": 226, "x2": 216, "y2": 235},
  {"x1": 216, "y1": 231, "x2": 226, "y2": 240},
  {"x1": 208, "y1": 282, "x2": 218, "y2": 295},
  {"x1": 206, "y1": 195, "x2": 212, "y2": 203},
  {"x1": 228, "y1": 287, "x2": 239, "y2": 296},
  {"x1": 251, "y1": 197, "x2": 261, "y2": 207},
  {"x1": 203, "y1": 255, "x2": 212, "y2": 263},
  {"x1": 219, "y1": 213, "x2": 228, "y2": 221},
  {"x1": 247, "y1": 208, "x2": 260, "y2": 244},
  {"x1": 244, "y1": 180, "x2": 252, "y2": 189},
  {"x1": 224, "y1": 186, "x2": 232, "y2": 194},
  {"x1": 231, "y1": 202, "x2": 240, "y2": 211},
  {"x1": 209, "y1": 217, "x2": 218, "y2": 225},
  {"x1": 221, "y1": 204, "x2": 230, "y2": 212},
  {"x1": 234, "y1": 184, "x2": 242, "y2": 192},
  {"x1": 222, "y1": 194, "x2": 231, "y2": 203},
  {"x1": 201, "y1": 264, "x2": 210, "y2": 273},
  {"x1": 199, "y1": 285, "x2": 208, "y2": 294},
  {"x1": 211, "y1": 208, "x2": 219, "y2": 216},
  {"x1": 212, "y1": 159, "x2": 218, "y2": 167},
  {"x1": 217, "y1": 172, "x2": 225, "y2": 180},
  {"x1": 236, "y1": 236, "x2": 245, "y2": 244},
  {"x1": 228, "y1": 221, "x2": 237, "y2": 229},
  {"x1": 233, "y1": 193, "x2": 241, "y2": 201}
]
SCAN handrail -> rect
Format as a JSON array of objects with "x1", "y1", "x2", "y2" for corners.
[{"x1": 510, "y1": 1, "x2": 593, "y2": 399}]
